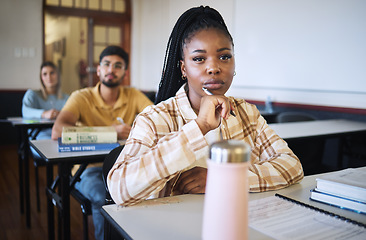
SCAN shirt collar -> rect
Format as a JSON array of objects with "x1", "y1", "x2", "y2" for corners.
[
  {"x1": 91, "y1": 82, "x2": 127, "y2": 109},
  {"x1": 176, "y1": 83, "x2": 197, "y2": 120}
]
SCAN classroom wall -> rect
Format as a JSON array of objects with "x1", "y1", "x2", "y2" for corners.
[
  {"x1": 229, "y1": 0, "x2": 366, "y2": 110},
  {"x1": 0, "y1": 0, "x2": 365, "y2": 110},
  {"x1": 0, "y1": 0, "x2": 43, "y2": 90},
  {"x1": 130, "y1": 0, "x2": 235, "y2": 92},
  {"x1": 131, "y1": 0, "x2": 366, "y2": 110}
]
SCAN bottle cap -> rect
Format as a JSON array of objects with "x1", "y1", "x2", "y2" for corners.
[{"x1": 209, "y1": 140, "x2": 251, "y2": 163}]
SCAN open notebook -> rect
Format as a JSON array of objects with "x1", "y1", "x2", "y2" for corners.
[{"x1": 249, "y1": 194, "x2": 365, "y2": 240}]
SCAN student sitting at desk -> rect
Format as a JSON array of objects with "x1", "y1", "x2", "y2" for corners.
[
  {"x1": 51, "y1": 46, "x2": 153, "y2": 240},
  {"x1": 22, "y1": 61, "x2": 69, "y2": 139},
  {"x1": 107, "y1": 6, "x2": 304, "y2": 207}
]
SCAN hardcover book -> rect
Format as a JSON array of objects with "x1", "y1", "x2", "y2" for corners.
[
  {"x1": 58, "y1": 138, "x2": 120, "y2": 152},
  {"x1": 310, "y1": 189, "x2": 366, "y2": 214},
  {"x1": 61, "y1": 126, "x2": 117, "y2": 144},
  {"x1": 314, "y1": 168, "x2": 366, "y2": 202}
]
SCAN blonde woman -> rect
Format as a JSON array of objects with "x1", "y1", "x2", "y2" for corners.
[{"x1": 22, "y1": 61, "x2": 69, "y2": 139}]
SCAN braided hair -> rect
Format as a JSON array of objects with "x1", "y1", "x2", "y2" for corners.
[{"x1": 154, "y1": 6, "x2": 233, "y2": 104}]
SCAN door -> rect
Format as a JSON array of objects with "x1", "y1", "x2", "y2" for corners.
[
  {"x1": 86, "y1": 19, "x2": 130, "y2": 87},
  {"x1": 43, "y1": 0, "x2": 131, "y2": 93}
]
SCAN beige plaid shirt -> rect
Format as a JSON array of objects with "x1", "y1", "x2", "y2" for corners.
[{"x1": 108, "y1": 85, "x2": 304, "y2": 206}]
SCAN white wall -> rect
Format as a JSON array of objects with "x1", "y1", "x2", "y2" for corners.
[
  {"x1": 130, "y1": 0, "x2": 168, "y2": 92},
  {"x1": 228, "y1": 0, "x2": 366, "y2": 109},
  {"x1": 130, "y1": 0, "x2": 235, "y2": 92},
  {"x1": 1, "y1": 0, "x2": 365, "y2": 110},
  {"x1": 0, "y1": 0, "x2": 43, "y2": 90},
  {"x1": 131, "y1": 0, "x2": 366, "y2": 109}
]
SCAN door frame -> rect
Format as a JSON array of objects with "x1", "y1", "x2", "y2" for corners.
[{"x1": 42, "y1": 1, "x2": 131, "y2": 86}]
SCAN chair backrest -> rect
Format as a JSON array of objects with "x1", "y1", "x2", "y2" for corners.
[
  {"x1": 102, "y1": 145, "x2": 124, "y2": 205},
  {"x1": 276, "y1": 112, "x2": 316, "y2": 123},
  {"x1": 142, "y1": 90, "x2": 156, "y2": 103},
  {"x1": 275, "y1": 112, "x2": 328, "y2": 175}
]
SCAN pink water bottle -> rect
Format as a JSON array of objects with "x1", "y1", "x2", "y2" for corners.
[{"x1": 202, "y1": 140, "x2": 251, "y2": 240}]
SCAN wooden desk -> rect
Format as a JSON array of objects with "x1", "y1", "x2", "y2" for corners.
[
  {"x1": 101, "y1": 168, "x2": 366, "y2": 240},
  {"x1": 30, "y1": 139, "x2": 112, "y2": 240},
  {"x1": 7, "y1": 117, "x2": 54, "y2": 228}
]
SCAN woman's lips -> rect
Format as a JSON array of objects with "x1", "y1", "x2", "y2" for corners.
[{"x1": 203, "y1": 80, "x2": 224, "y2": 90}]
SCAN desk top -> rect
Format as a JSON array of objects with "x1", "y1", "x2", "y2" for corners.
[
  {"x1": 102, "y1": 167, "x2": 366, "y2": 240},
  {"x1": 269, "y1": 119, "x2": 366, "y2": 140},
  {"x1": 30, "y1": 139, "x2": 111, "y2": 164},
  {"x1": 7, "y1": 117, "x2": 54, "y2": 127}
]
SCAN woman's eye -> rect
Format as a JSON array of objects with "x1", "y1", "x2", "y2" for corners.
[
  {"x1": 192, "y1": 57, "x2": 204, "y2": 62},
  {"x1": 220, "y1": 54, "x2": 232, "y2": 61}
]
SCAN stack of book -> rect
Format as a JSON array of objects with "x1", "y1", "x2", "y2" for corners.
[
  {"x1": 310, "y1": 168, "x2": 366, "y2": 214},
  {"x1": 58, "y1": 126, "x2": 120, "y2": 152}
]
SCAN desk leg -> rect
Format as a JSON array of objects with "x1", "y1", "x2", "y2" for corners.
[
  {"x1": 59, "y1": 163, "x2": 71, "y2": 240},
  {"x1": 46, "y1": 165, "x2": 55, "y2": 240},
  {"x1": 21, "y1": 127, "x2": 31, "y2": 228},
  {"x1": 17, "y1": 127, "x2": 24, "y2": 215}
]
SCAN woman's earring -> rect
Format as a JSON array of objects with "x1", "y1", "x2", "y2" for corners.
[
  {"x1": 233, "y1": 71, "x2": 236, "y2": 76},
  {"x1": 181, "y1": 75, "x2": 187, "y2": 81}
]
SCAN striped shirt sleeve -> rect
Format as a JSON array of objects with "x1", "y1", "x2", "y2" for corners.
[{"x1": 108, "y1": 105, "x2": 209, "y2": 206}]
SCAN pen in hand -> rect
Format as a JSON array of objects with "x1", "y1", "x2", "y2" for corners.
[
  {"x1": 202, "y1": 87, "x2": 236, "y2": 117},
  {"x1": 116, "y1": 117, "x2": 125, "y2": 124}
]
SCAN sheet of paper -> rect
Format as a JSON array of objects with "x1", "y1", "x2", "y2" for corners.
[{"x1": 249, "y1": 196, "x2": 366, "y2": 240}]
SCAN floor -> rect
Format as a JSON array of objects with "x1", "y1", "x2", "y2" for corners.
[{"x1": 0, "y1": 144, "x2": 96, "y2": 240}]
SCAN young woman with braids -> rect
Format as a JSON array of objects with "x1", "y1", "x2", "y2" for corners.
[{"x1": 108, "y1": 6, "x2": 304, "y2": 206}]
